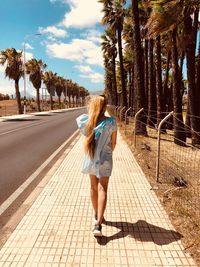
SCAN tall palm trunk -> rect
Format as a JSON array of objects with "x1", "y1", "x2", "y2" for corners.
[
  {"x1": 171, "y1": 29, "x2": 186, "y2": 145},
  {"x1": 131, "y1": 64, "x2": 135, "y2": 109},
  {"x1": 144, "y1": 39, "x2": 148, "y2": 111},
  {"x1": 185, "y1": 12, "x2": 200, "y2": 145},
  {"x1": 36, "y1": 88, "x2": 41, "y2": 112},
  {"x1": 15, "y1": 79, "x2": 22, "y2": 114},
  {"x1": 112, "y1": 53, "x2": 118, "y2": 106},
  {"x1": 155, "y1": 35, "x2": 163, "y2": 127},
  {"x1": 68, "y1": 96, "x2": 71, "y2": 108},
  {"x1": 131, "y1": 0, "x2": 147, "y2": 135},
  {"x1": 128, "y1": 67, "x2": 132, "y2": 108},
  {"x1": 163, "y1": 51, "x2": 171, "y2": 111},
  {"x1": 58, "y1": 96, "x2": 61, "y2": 109},
  {"x1": 196, "y1": 40, "x2": 200, "y2": 105},
  {"x1": 117, "y1": 28, "x2": 127, "y2": 108},
  {"x1": 148, "y1": 39, "x2": 157, "y2": 127},
  {"x1": 50, "y1": 95, "x2": 53, "y2": 110}
]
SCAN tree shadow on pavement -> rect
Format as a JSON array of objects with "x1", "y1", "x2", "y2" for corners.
[{"x1": 97, "y1": 220, "x2": 183, "y2": 246}]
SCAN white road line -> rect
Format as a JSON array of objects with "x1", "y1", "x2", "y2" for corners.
[
  {"x1": 0, "y1": 121, "x2": 45, "y2": 136},
  {"x1": 0, "y1": 108, "x2": 85, "y2": 137},
  {"x1": 0, "y1": 129, "x2": 80, "y2": 216}
]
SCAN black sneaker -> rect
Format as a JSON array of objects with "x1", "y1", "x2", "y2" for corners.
[{"x1": 93, "y1": 223, "x2": 102, "y2": 237}]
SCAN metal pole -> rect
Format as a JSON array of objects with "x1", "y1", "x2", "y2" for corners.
[
  {"x1": 120, "y1": 106, "x2": 126, "y2": 125},
  {"x1": 41, "y1": 87, "x2": 44, "y2": 111},
  {"x1": 23, "y1": 42, "x2": 26, "y2": 114},
  {"x1": 117, "y1": 106, "x2": 122, "y2": 118},
  {"x1": 156, "y1": 111, "x2": 173, "y2": 182},
  {"x1": 125, "y1": 107, "x2": 132, "y2": 135},
  {"x1": 65, "y1": 87, "x2": 67, "y2": 109},
  {"x1": 134, "y1": 108, "x2": 144, "y2": 147},
  {"x1": 115, "y1": 106, "x2": 118, "y2": 117}
]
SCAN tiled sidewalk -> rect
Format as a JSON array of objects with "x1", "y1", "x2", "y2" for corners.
[{"x1": 0, "y1": 133, "x2": 197, "y2": 267}]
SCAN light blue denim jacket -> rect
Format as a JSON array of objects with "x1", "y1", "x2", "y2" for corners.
[{"x1": 76, "y1": 114, "x2": 117, "y2": 178}]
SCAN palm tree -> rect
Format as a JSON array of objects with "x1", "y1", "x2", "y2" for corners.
[
  {"x1": 0, "y1": 48, "x2": 23, "y2": 114},
  {"x1": 123, "y1": 46, "x2": 134, "y2": 109},
  {"x1": 66, "y1": 79, "x2": 73, "y2": 107},
  {"x1": 171, "y1": 28, "x2": 186, "y2": 145},
  {"x1": 43, "y1": 71, "x2": 57, "y2": 110},
  {"x1": 147, "y1": 38, "x2": 157, "y2": 127},
  {"x1": 100, "y1": 0, "x2": 128, "y2": 107},
  {"x1": 101, "y1": 27, "x2": 118, "y2": 105},
  {"x1": 123, "y1": 7, "x2": 135, "y2": 109},
  {"x1": 155, "y1": 35, "x2": 164, "y2": 127},
  {"x1": 103, "y1": 54, "x2": 113, "y2": 104},
  {"x1": 184, "y1": 8, "x2": 200, "y2": 145},
  {"x1": 71, "y1": 82, "x2": 78, "y2": 107},
  {"x1": 26, "y1": 59, "x2": 47, "y2": 112},
  {"x1": 131, "y1": 0, "x2": 147, "y2": 135},
  {"x1": 55, "y1": 76, "x2": 65, "y2": 109},
  {"x1": 146, "y1": 0, "x2": 200, "y2": 145}
]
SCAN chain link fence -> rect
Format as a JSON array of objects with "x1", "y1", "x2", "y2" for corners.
[{"x1": 108, "y1": 105, "x2": 200, "y2": 227}]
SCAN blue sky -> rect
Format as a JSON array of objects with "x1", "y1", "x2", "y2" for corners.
[{"x1": 0, "y1": 0, "x2": 105, "y2": 96}]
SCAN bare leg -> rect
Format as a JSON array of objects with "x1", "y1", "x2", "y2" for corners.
[
  {"x1": 90, "y1": 175, "x2": 98, "y2": 216},
  {"x1": 97, "y1": 176, "x2": 109, "y2": 225}
]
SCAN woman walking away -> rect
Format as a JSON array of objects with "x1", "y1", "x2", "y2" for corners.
[{"x1": 76, "y1": 96, "x2": 117, "y2": 237}]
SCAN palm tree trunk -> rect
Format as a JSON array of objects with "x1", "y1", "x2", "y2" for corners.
[
  {"x1": 171, "y1": 29, "x2": 186, "y2": 145},
  {"x1": 50, "y1": 95, "x2": 53, "y2": 110},
  {"x1": 58, "y1": 96, "x2": 61, "y2": 109},
  {"x1": 15, "y1": 79, "x2": 22, "y2": 114},
  {"x1": 112, "y1": 53, "x2": 118, "y2": 106},
  {"x1": 185, "y1": 12, "x2": 200, "y2": 145},
  {"x1": 36, "y1": 88, "x2": 41, "y2": 112},
  {"x1": 144, "y1": 39, "x2": 148, "y2": 111},
  {"x1": 131, "y1": 64, "x2": 135, "y2": 110},
  {"x1": 128, "y1": 67, "x2": 132, "y2": 108},
  {"x1": 117, "y1": 28, "x2": 127, "y2": 108},
  {"x1": 155, "y1": 35, "x2": 163, "y2": 127},
  {"x1": 163, "y1": 51, "x2": 171, "y2": 112},
  {"x1": 148, "y1": 39, "x2": 157, "y2": 127},
  {"x1": 196, "y1": 39, "x2": 200, "y2": 107},
  {"x1": 131, "y1": 0, "x2": 147, "y2": 135}
]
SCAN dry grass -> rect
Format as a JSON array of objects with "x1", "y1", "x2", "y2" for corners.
[
  {"x1": 0, "y1": 100, "x2": 16, "y2": 107},
  {"x1": 0, "y1": 100, "x2": 18, "y2": 116},
  {"x1": 119, "y1": 121, "x2": 200, "y2": 266}
]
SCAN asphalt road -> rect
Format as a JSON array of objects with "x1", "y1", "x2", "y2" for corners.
[{"x1": 0, "y1": 109, "x2": 85, "y2": 205}]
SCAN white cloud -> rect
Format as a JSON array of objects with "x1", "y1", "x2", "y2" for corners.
[
  {"x1": 82, "y1": 29, "x2": 102, "y2": 43},
  {"x1": 0, "y1": 65, "x2": 5, "y2": 73},
  {"x1": 75, "y1": 65, "x2": 93, "y2": 73},
  {"x1": 22, "y1": 51, "x2": 34, "y2": 61},
  {"x1": 39, "y1": 26, "x2": 67, "y2": 38},
  {"x1": 46, "y1": 39, "x2": 103, "y2": 66},
  {"x1": 62, "y1": 0, "x2": 102, "y2": 28},
  {"x1": 50, "y1": 0, "x2": 68, "y2": 3},
  {"x1": 80, "y1": 72, "x2": 104, "y2": 84},
  {"x1": 23, "y1": 43, "x2": 34, "y2": 50},
  {"x1": 0, "y1": 72, "x2": 35, "y2": 97}
]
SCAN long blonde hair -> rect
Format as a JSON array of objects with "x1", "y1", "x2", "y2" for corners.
[{"x1": 85, "y1": 96, "x2": 107, "y2": 158}]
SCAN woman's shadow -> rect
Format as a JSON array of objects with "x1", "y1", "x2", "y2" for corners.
[{"x1": 97, "y1": 220, "x2": 183, "y2": 246}]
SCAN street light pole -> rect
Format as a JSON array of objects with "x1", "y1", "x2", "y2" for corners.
[
  {"x1": 23, "y1": 33, "x2": 42, "y2": 114},
  {"x1": 23, "y1": 41, "x2": 27, "y2": 114}
]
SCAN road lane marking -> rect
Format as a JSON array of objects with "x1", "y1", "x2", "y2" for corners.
[
  {"x1": 0, "y1": 108, "x2": 85, "y2": 136},
  {"x1": 0, "y1": 121, "x2": 46, "y2": 136},
  {"x1": 0, "y1": 129, "x2": 80, "y2": 216}
]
